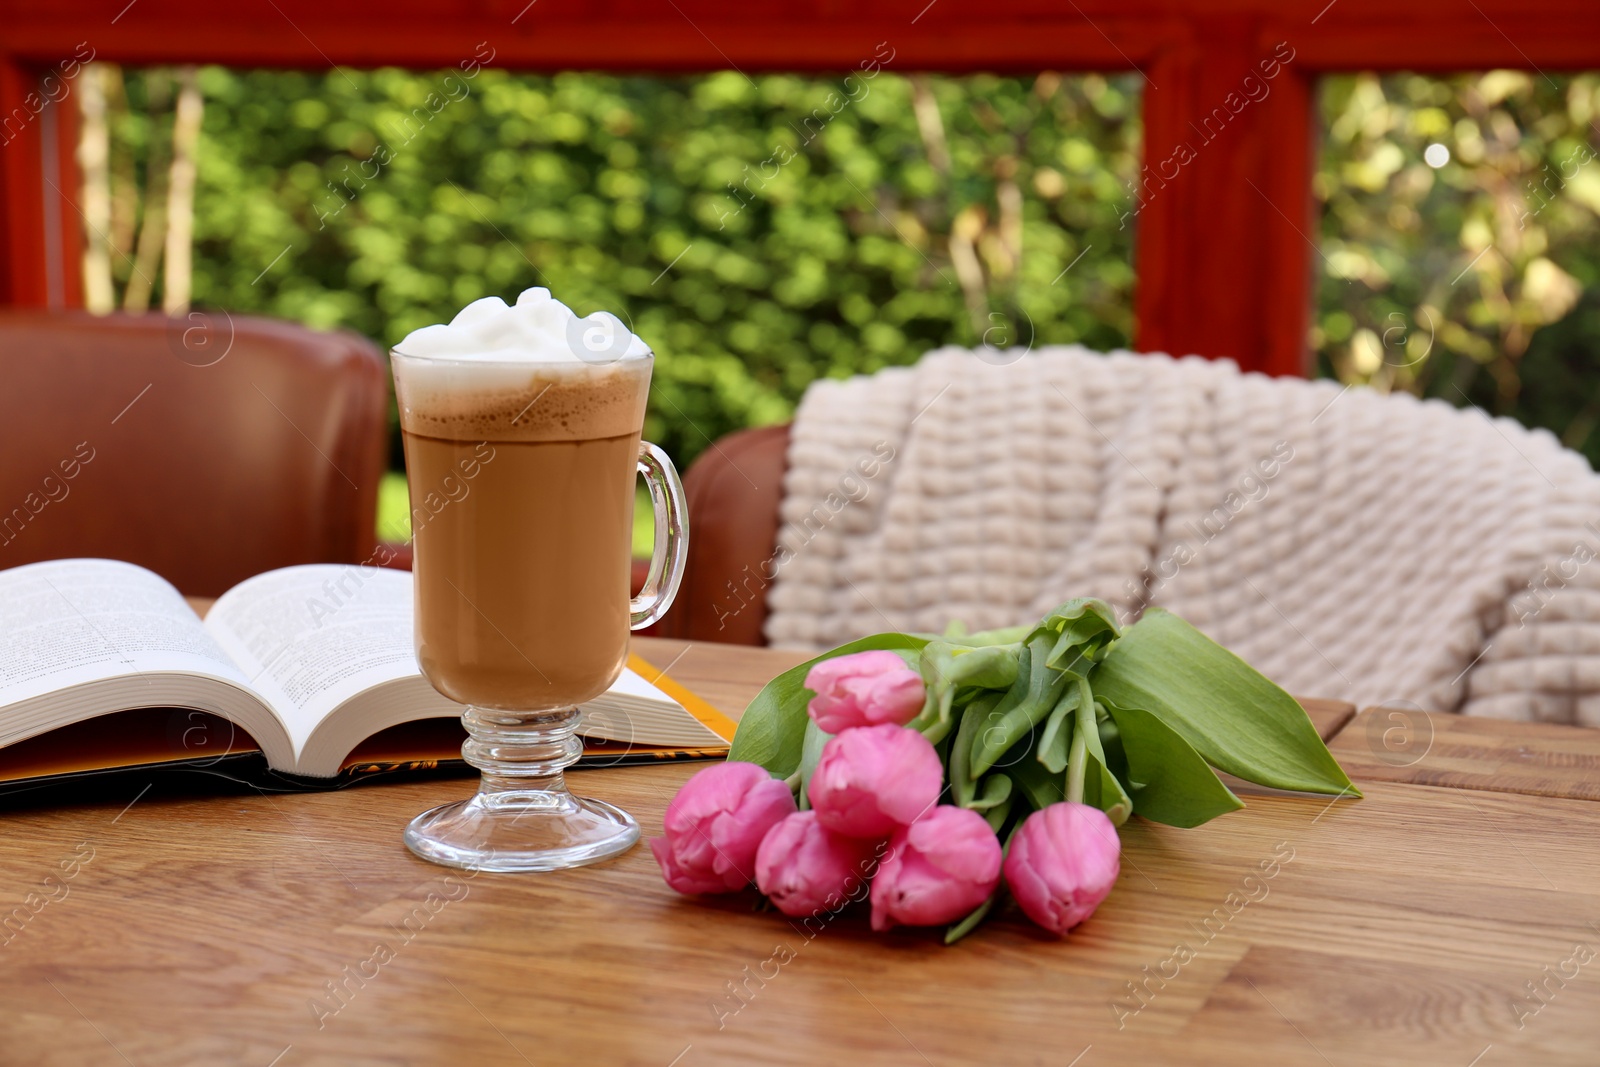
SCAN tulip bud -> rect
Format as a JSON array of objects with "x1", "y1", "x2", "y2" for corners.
[
  {"x1": 808, "y1": 724, "x2": 943, "y2": 839},
  {"x1": 755, "y1": 810, "x2": 880, "y2": 917},
  {"x1": 650, "y1": 761, "x2": 797, "y2": 895},
  {"x1": 1003, "y1": 802, "x2": 1121, "y2": 935},
  {"x1": 804, "y1": 650, "x2": 927, "y2": 733},
  {"x1": 870, "y1": 806, "x2": 1002, "y2": 931}
]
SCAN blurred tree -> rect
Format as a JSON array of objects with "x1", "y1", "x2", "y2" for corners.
[
  {"x1": 98, "y1": 65, "x2": 1600, "y2": 472},
  {"x1": 1315, "y1": 71, "x2": 1600, "y2": 467},
  {"x1": 91, "y1": 65, "x2": 1141, "y2": 469},
  {"x1": 80, "y1": 63, "x2": 204, "y2": 313}
]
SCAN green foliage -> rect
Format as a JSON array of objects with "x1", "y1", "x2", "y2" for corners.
[
  {"x1": 173, "y1": 66, "x2": 1139, "y2": 467},
  {"x1": 1316, "y1": 72, "x2": 1600, "y2": 467},
  {"x1": 109, "y1": 64, "x2": 1600, "y2": 475},
  {"x1": 375, "y1": 470, "x2": 410, "y2": 542}
]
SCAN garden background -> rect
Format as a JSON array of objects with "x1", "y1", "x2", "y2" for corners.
[{"x1": 73, "y1": 63, "x2": 1600, "y2": 543}]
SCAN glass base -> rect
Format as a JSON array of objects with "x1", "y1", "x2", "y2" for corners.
[
  {"x1": 404, "y1": 703, "x2": 640, "y2": 873},
  {"x1": 404, "y1": 791, "x2": 639, "y2": 872}
]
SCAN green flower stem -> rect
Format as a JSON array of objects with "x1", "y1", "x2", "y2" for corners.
[
  {"x1": 1066, "y1": 675, "x2": 1100, "y2": 805},
  {"x1": 948, "y1": 700, "x2": 985, "y2": 808},
  {"x1": 1065, "y1": 715, "x2": 1088, "y2": 806},
  {"x1": 915, "y1": 708, "x2": 958, "y2": 746},
  {"x1": 944, "y1": 820, "x2": 1024, "y2": 946},
  {"x1": 944, "y1": 892, "x2": 999, "y2": 945},
  {"x1": 793, "y1": 719, "x2": 831, "y2": 812},
  {"x1": 980, "y1": 791, "x2": 1014, "y2": 834}
]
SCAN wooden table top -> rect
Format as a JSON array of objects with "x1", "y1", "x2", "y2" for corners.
[{"x1": 3, "y1": 634, "x2": 1598, "y2": 1066}]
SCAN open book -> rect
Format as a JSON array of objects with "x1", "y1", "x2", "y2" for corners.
[{"x1": 0, "y1": 559, "x2": 732, "y2": 791}]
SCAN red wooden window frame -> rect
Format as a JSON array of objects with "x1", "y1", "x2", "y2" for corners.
[{"x1": 2, "y1": 1, "x2": 1598, "y2": 375}]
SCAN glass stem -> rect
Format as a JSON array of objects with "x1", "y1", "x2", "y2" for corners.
[{"x1": 461, "y1": 705, "x2": 583, "y2": 797}]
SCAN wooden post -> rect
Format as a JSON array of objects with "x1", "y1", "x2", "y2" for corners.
[
  {"x1": 1135, "y1": 18, "x2": 1316, "y2": 376},
  {"x1": 0, "y1": 54, "x2": 83, "y2": 309}
]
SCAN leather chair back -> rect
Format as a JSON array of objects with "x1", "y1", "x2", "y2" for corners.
[
  {"x1": 0, "y1": 310, "x2": 387, "y2": 595},
  {"x1": 650, "y1": 424, "x2": 789, "y2": 646}
]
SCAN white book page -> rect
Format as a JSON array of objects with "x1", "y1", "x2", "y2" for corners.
[
  {"x1": 204, "y1": 564, "x2": 423, "y2": 761},
  {"x1": 207, "y1": 564, "x2": 717, "y2": 763},
  {"x1": 606, "y1": 668, "x2": 676, "y2": 704},
  {"x1": 0, "y1": 559, "x2": 253, "y2": 709}
]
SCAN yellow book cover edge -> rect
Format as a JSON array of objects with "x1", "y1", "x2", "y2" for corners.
[{"x1": 627, "y1": 652, "x2": 738, "y2": 745}]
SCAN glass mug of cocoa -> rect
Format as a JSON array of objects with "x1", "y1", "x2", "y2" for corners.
[{"x1": 390, "y1": 288, "x2": 686, "y2": 872}]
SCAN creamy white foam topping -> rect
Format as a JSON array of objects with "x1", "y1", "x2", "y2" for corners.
[
  {"x1": 392, "y1": 288, "x2": 651, "y2": 443},
  {"x1": 394, "y1": 287, "x2": 651, "y2": 363}
]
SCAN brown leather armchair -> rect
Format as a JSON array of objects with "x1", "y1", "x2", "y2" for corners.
[
  {"x1": 0, "y1": 310, "x2": 387, "y2": 596},
  {"x1": 649, "y1": 423, "x2": 790, "y2": 646}
]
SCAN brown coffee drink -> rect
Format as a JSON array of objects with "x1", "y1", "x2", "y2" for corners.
[{"x1": 395, "y1": 357, "x2": 650, "y2": 709}]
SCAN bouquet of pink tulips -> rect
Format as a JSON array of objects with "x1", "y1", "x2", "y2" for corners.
[{"x1": 652, "y1": 600, "x2": 1356, "y2": 943}]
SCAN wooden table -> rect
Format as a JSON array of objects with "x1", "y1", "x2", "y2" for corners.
[{"x1": 2, "y1": 636, "x2": 1599, "y2": 1066}]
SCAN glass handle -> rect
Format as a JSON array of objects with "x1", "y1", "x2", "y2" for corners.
[{"x1": 631, "y1": 441, "x2": 689, "y2": 630}]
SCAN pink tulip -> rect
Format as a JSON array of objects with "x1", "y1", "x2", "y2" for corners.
[
  {"x1": 808, "y1": 724, "x2": 943, "y2": 839},
  {"x1": 870, "y1": 806, "x2": 1003, "y2": 931},
  {"x1": 650, "y1": 761, "x2": 797, "y2": 895},
  {"x1": 755, "y1": 810, "x2": 881, "y2": 918},
  {"x1": 1004, "y1": 803, "x2": 1121, "y2": 935},
  {"x1": 804, "y1": 650, "x2": 927, "y2": 732}
]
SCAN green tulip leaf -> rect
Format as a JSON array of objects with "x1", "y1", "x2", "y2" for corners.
[
  {"x1": 953, "y1": 624, "x2": 1034, "y2": 647},
  {"x1": 911, "y1": 641, "x2": 1023, "y2": 741},
  {"x1": 948, "y1": 692, "x2": 1001, "y2": 808},
  {"x1": 1032, "y1": 598, "x2": 1122, "y2": 674},
  {"x1": 968, "y1": 640, "x2": 1070, "y2": 779},
  {"x1": 1091, "y1": 609, "x2": 1357, "y2": 797},
  {"x1": 1035, "y1": 686, "x2": 1080, "y2": 774},
  {"x1": 1008, "y1": 751, "x2": 1065, "y2": 812},
  {"x1": 1073, "y1": 679, "x2": 1132, "y2": 825},
  {"x1": 1103, "y1": 703, "x2": 1242, "y2": 827},
  {"x1": 1083, "y1": 750, "x2": 1133, "y2": 827},
  {"x1": 968, "y1": 773, "x2": 1013, "y2": 813}
]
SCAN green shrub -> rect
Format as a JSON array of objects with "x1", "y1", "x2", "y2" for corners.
[{"x1": 174, "y1": 67, "x2": 1140, "y2": 467}]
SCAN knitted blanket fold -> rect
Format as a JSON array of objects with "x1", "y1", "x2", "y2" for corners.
[{"x1": 764, "y1": 346, "x2": 1600, "y2": 725}]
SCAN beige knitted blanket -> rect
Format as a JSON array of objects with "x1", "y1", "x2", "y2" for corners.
[{"x1": 764, "y1": 347, "x2": 1600, "y2": 724}]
